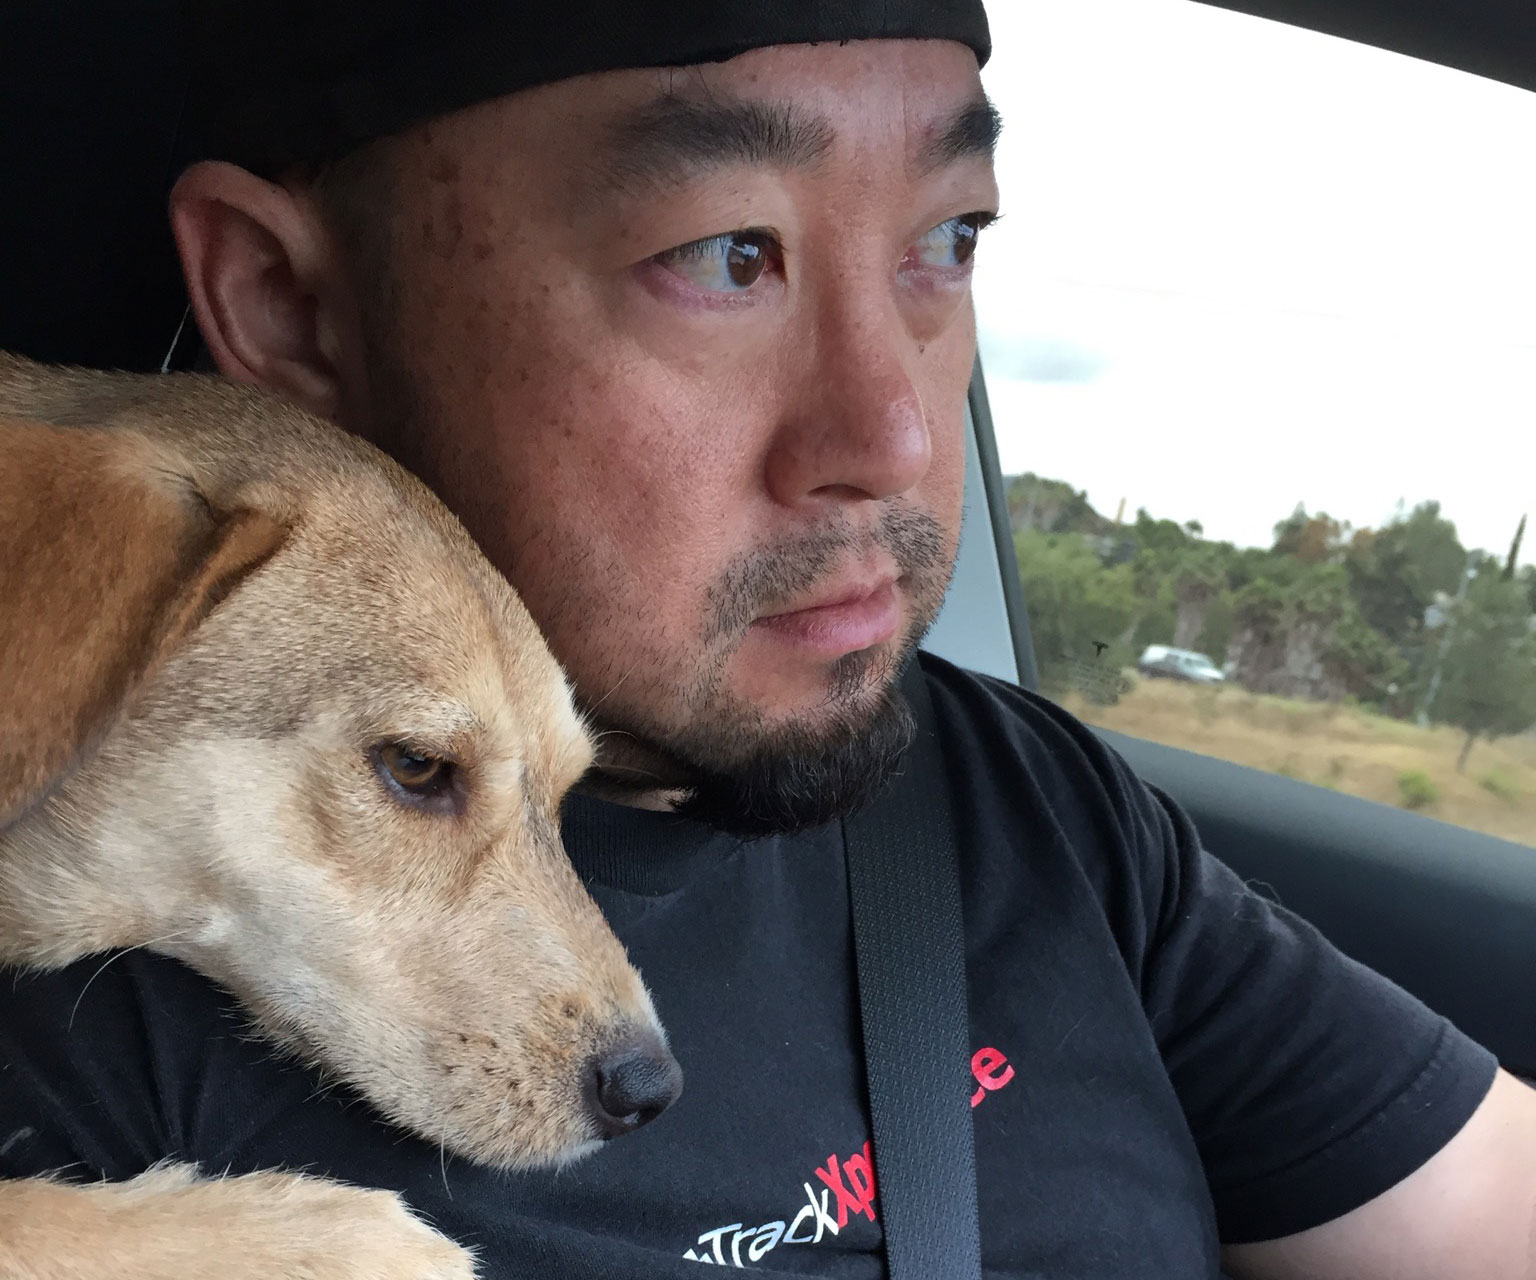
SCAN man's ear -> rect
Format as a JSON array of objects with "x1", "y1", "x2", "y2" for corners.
[{"x1": 170, "y1": 160, "x2": 362, "y2": 423}]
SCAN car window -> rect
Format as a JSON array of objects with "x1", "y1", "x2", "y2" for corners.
[{"x1": 976, "y1": 0, "x2": 1536, "y2": 850}]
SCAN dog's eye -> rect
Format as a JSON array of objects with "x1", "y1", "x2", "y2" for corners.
[{"x1": 372, "y1": 743, "x2": 458, "y2": 811}]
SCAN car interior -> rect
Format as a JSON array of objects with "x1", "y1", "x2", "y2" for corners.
[{"x1": 2, "y1": 0, "x2": 1531, "y2": 1114}]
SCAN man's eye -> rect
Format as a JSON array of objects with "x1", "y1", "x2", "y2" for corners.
[
  {"x1": 910, "y1": 212, "x2": 996, "y2": 269},
  {"x1": 653, "y1": 230, "x2": 779, "y2": 293}
]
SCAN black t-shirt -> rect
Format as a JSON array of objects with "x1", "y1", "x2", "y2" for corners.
[{"x1": 0, "y1": 655, "x2": 1497, "y2": 1277}]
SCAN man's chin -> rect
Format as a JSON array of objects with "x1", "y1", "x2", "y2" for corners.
[
  {"x1": 727, "y1": 654, "x2": 892, "y2": 732},
  {"x1": 668, "y1": 649, "x2": 917, "y2": 838}
]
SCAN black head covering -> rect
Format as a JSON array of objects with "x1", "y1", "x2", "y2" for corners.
[
  {"x1": 0, "y1": 2, "x2": 988, "y2": 373},
  {"x1": 188, "y1": 1, "x2": 991, "y2": 171}
]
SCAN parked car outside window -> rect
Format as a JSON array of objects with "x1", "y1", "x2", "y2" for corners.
[{"x1": 1138, "y1": 645, "x2": 1225, "y2": 685}]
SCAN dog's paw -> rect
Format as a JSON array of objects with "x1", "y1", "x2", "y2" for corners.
[
  {"x1": 116, "y1": 1164, "x2": 478, "y2": 1279},
  {"x1": 246, "y1": 1173, "x2": 476, "y2": 1280}
]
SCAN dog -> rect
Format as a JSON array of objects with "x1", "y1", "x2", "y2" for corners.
[{"x1": 0, "y1": 353, "x2": 681, "y2": 1278}]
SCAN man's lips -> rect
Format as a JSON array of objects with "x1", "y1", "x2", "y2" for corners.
[{"x1": 751, "y1": 578, "x2": 902, "y2": 658}]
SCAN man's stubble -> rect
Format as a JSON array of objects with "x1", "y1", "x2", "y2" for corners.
[{"x1": 352, "y1": 289, "x2": 956, "y2": 838}]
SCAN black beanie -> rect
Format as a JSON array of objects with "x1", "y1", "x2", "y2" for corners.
[{"x1": 186, "y1": 1, "x2": 991, "y2": 170}]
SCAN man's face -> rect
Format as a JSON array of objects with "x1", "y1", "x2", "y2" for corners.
[{"x1": 340, "y1": 39, "x2": 997, "y2": 827}]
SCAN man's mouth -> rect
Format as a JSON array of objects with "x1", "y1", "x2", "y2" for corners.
[{"x1": 751, "y1": 570, "x2": 902, "y2": 658}]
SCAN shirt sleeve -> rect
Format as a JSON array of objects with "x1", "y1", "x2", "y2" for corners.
[
  {"x1": 943, "y1": 662, "x2": 1499, "y2": 1246},
  {"x1": 1127, "y1": 769, "x2": 1499, "y2": 1243}
]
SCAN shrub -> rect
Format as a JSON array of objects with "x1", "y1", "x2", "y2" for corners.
[
  {"x1": 1478, "y1": 770, "x2": 1519, "y2": 803},
  {"x1": 1396, "y1": 769, "x2": 1438, "y2": 811}
]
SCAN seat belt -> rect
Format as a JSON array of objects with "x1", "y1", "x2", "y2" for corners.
[{"x1": 844, "y1": 660, "x2": 984, "y2": 1279}]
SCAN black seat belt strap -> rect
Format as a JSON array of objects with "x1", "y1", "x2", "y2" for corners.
[{"x1": 844, "y1": 660, "x2": 983, "y2": 1279}]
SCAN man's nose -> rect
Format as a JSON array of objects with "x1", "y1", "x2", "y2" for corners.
[{"x1": 765, "y1": 306, "x2": 932, "y2": 508}]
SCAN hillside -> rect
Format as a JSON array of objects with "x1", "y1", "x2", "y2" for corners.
[{"x1": 1062, "y1": 677, "x2": 1536, "y2": 848}]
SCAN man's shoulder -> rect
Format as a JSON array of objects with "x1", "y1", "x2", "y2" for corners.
[
  {"x1": 917, "y1": 650, "x2": 1095, "y2": 747},
  {"x1": 916, "y1": 650, "x2": 1146, "y2": 821},
  {"x1": 913, "y1": 651, "x2": 1186, "y2": 918}
]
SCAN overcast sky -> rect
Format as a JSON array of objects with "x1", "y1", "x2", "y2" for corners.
[{"x1": 974, "y1": 0, "x2": 1536, "y2": 565}]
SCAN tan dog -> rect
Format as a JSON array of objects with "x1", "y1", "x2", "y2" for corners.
[{"x1": 0, "y1": 353, "x2": 681, "y2": 1279}]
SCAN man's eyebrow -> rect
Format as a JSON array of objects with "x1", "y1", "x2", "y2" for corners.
[
  {"x1": 595, "y1": 95, "x2": 835, "y2": 198},
  {"x1": 918, "y1": 96, "x2": 1004, "y2": 173}
]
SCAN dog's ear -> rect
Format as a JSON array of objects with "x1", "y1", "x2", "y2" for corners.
[{"x1": 0, "y1": 417, "x2": 288, "y2": 828}]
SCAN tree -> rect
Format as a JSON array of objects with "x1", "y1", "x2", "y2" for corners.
[
  {"x1": 1428, "y1": 571, "x2": 1536, "y2": 770},
  {"x1": 1170, "y1": 547, "x2": 1227, "y2": 651},
  {"x1": 1131, "y1": 509, "x2": 1196, "y2": 555},
  {"x1": 1013, "y1": 530, "x2": 1138, "y2": 702},
  {"x1": 1225, "y1": 562, "x2": 1401, "y2": 703},
  {"x1": 1272, "y1": 504, "x2": 1347, "y2": 565},
  {"x1": 1121, "y1": 514, "x2": 1221, "y2": 657},
  {"x1": 1005, "y1": 473, "x2": 1111, "y2": 537},
  {"x1": 1004, "y1": 474, "x2": 1523, "y2": 731},
  {"x1": 1503, "y1": 514, "x2": 1526, "y2": 580},
  {"x1": 1344, "y1": 502, "x2": 1466, "y2": 646}
]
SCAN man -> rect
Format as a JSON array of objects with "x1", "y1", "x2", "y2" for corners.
[{"x1": 3, "y1": 3, "x2": 1534, "y2": 1277}]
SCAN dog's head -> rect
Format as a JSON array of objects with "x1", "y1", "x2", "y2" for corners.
[{"x1": 0, "y1": 356, "x2": 680, "y2": 1170}]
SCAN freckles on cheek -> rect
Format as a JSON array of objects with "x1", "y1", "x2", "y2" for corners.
[
  {"x1": 404, "y1": 273, "x2": 512, "y2": 405},
  {"x1": 579, "y1": 405, "x2": 741, "y2": 592}
]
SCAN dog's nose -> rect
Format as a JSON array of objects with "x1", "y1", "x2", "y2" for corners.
[{"x1": 586, "y1": 1034, "x2": 683, "y2": 1138}]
